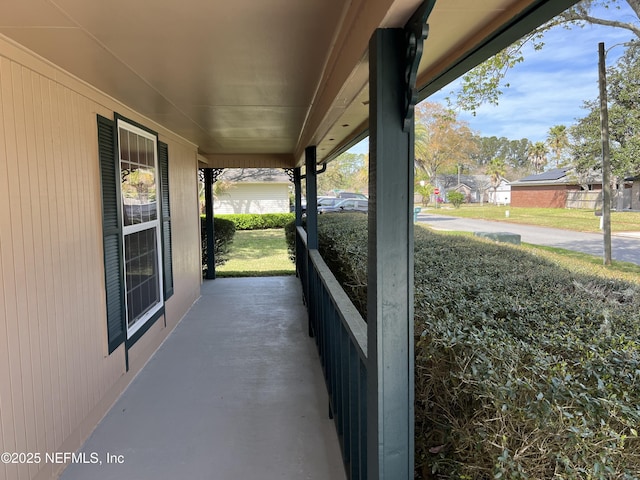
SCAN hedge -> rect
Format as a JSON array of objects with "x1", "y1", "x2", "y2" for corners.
[
  {"x1": 217, "y1": 213, "x2": 294, "y2": 230},
  {"x1": 288, "y1": 213, "x2": 640, "y2": 479},
  {"x1": 200, "y1": 216, "x2": 236, "y2": 275},
  {"x1": 284, "y1": 219, "x2": 298, "y2": 263}
]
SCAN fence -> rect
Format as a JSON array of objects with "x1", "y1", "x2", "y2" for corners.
[
  {"x1": 565, "y1": 190, "x2": 631, "y2": 210},
  {"x1": 565, "y1": 191, "x2": 601, "y2": 209}
]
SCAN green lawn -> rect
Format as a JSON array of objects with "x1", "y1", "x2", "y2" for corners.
[
  {"x1": 520, "y1": 243, "x2": 640, "y2": 283},
  {"x1": 423, "y1": 204, "x2": 640, "y2": 233},
  {"x1": 216, "y1": 229, "x2": 295, "y2": 277}
]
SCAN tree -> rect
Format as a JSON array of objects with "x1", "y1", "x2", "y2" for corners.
[
  {"x1": 568, "y1": 105, "x2": 601, "y2": 186},
  {"x1": 122, "y1": 168, "x2": 156, "y2": 203},
  {"x1": 528, "y1": 141, "x2": 548, "y2": 174},
  {"x1": 414, "y1": 102, "x2": 477, "y2": 182},
  {"x1": 471, "y1": 135, "x2": 503, "y2": 167},
  {"x1": 604, "y1": 43, "x2": 640, "y2": 178},
  {"x1": 198, "y1": 173, "x2": 233, "y2": 214},
  {"x1": 485, "y1": 157, "x2": 507, "y2": 204},
  {"x1": 317, "y1": 152, "x2": 368, "y2": 195},
  {"x1": 569, "y1": 44, "x2": 640, "y2": 181},
  {"x1": 471, "y1": 135, "x2": 532, "y2": 171},
  {"x1": 415, "y1": 170, "x2": 433, "y2": 206},
  {"x1": 449, "y1": 1, "x2": 640, "y2": 113},
  {"x1": 504, "y1": 138, "x2": 533, "y2": 169},
  {"x1": 546, "y1": 125, "x2": 569, "y2": 168}
]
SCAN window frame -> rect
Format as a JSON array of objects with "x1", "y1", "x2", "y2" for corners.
[{"x1": 116, "y1": 118, "x2": 165, "y2": 339}]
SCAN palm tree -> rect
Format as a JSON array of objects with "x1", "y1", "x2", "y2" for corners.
[
  {"x1": 486, "y1": 157, "x2": 507, "y2": 204},
  {"x1": 528, "y1": 141, "x2": 548, "y2": 174},
  {"x1": 547, "y1": 125, "x2": 569, "y2": 168},
  {"x1": 414, "y1": 169, "x2": 433, "y2": 206},
  {"x1": 414, "y1": 122, "x2": 430, "y2": 173}
]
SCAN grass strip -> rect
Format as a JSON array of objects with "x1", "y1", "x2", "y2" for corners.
[
  {"x1": 423, "y1": 227, "x2": 640, "y2": 282},
  {"x1": 216, "y1": 229, "x2": 295, "y2": 277},
  {"x1": 424, "y1": 205, "x2": 640, "y2": 233},
  {"x1": 520, "y1": 243, "x2": 640, "y2": 282}
]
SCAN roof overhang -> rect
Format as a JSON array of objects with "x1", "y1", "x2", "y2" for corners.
[{"x1": 0, "y1": 0, "x2": 579, "y2": 168}]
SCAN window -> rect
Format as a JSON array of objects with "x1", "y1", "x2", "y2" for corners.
[
  {"x1": 98, "y1": 114, "x2": 173, "y2": 354},
  {"x1": 118, "y1": 120, "x2": 163, "y2": 336}
]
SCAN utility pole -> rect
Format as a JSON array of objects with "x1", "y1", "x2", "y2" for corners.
[{"x1": 598, "y1": 42, "x2": 612, "y2": 266}]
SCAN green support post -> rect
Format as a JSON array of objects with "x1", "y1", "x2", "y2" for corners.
[
  {"x1": 204, "y1": 168, "x2": 215, "y2": 280},
  {"x1": 305, "y1": 148, "x2": 318, "y2": 249},
  {"x1": 294, "y1": 167, "x2": 303, "y2": 227},
  {"x1": 305, "y1": 146, "x2": 318, "y2": 337},
  {"x1": 367, "y1": 2, "x2": 434, "y2": 478}
]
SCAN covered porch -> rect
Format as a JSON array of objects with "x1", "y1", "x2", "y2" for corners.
[
  {"x1": 0, "y1": 1, "x2": 581, "y2": 479},
  {"x1": 61, "y1": 276, "x2": 346, "y2": 480}
]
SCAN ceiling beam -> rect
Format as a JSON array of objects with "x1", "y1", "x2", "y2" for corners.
[{"x1": 199, "y1": 153, "x2": 295, "y2": 169}]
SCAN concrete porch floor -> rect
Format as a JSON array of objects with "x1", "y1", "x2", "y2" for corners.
[{"x1": 61, "y1": 277, "x2": 346, "y2": 480}]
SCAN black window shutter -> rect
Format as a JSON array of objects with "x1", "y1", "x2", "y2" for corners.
[
  {"x1": 158, "y1": 141, "x2": 174, "y2": 300},
  {"x1": 97, "y1": 115, "x2": 126, "y2": 353}
]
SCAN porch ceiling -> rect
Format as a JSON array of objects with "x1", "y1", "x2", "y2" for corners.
[{"x1": 0, "y1": 0, "x2": 576, "y2": 167}]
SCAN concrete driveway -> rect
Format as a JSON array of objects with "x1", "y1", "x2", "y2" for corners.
[{"x1": 417, "y1": 213, "x2": 640, "y2": 265}]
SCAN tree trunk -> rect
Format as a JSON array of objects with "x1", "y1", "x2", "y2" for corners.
[{"x1": 627, "y1": 0, "x2": 640, "y2": 21}]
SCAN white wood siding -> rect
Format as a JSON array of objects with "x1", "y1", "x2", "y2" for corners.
[
  {"x1": 0, "y1": 34, "x2": 201, "y2": 480},
  {"x1": 488, "y1": 182, "x2": 511, "y2": 205},
  {"x1": 215, "y1": 183, "x2": 289, "y2": 214}
]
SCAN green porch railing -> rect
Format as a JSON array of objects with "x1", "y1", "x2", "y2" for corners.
[{"x1": 296, "y1": 226, "x2": 368, "y2": 479}]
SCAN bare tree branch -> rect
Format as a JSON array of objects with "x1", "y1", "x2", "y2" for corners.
[
  {"x1": 451, "y1": 0, "x2": 640, "y2": 113},
  {"x1": 562, "y1": 11, "x2": 640, "y2": 38}
]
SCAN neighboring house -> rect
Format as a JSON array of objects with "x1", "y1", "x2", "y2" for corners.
[
  {"x1": 511, "y1": 168, "x2": 602, "y2": 208},
  {"x1": 438, "y1": 174, "x2": 493, "y2": 203},
  {"x1": 452, "y1": 182, "x2": 473, "y2": 202},
  {"x1": 214, "y1": 169, "x2": 291, "y2": 214},
  {"x1": 626, "y1": 175, "x2": 640, "y2": 210},
  {"x1": 512, "y1": 168, "x2": 638, "y2": 209},
  {"x1": 487, "y1": 178, "x2": 511, "y2": 205}
]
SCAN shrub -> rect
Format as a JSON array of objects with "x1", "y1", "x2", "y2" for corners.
[
  {"x1": 309, "y1": 213, "x2": 640, "y2": 479},
  {"x1": 284, "y1": 215, "x2": 367, "y2": 305},
  {"x1": 217, "y1": 213, "x2": 294, "y2": 230},
  {"x1": 201, "y1": 216, "x2": 236, "y2": 275},
  {"x1": 447, "y1": 191, "x2": 465, "y2": 208},
  {"x1": 284, "y1": 219, "x2": 298, "y2": 263},
  {"x1": 316, "y1": 214, "x2": 368, "y2": 314}
]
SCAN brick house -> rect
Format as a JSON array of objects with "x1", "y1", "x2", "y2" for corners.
[{"x1": 511, "y1": 168, "x2": 602, "y2": 208}]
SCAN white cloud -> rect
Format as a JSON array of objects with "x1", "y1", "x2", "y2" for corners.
[
  {"x1": 348, "y1": 2, "x2": 637, "y2": 154},
  {"x1": 428, "y1": 5, "x2": 636, "y2": 142}
]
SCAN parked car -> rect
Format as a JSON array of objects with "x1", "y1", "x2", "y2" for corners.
[
  {"x1": 318, "y1": 198, "x2": 368, "y2": 214},
  {"x1": 317, "y1": 196, "x2": 341, "y2": 208},
  {"x1": 289, "y1": 198, "x2": 307, "y2": 212},
  {"x1": 337, "y1": 191, "x2": 367, "y2": 199}
]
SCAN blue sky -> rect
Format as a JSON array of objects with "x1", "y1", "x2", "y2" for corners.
[{"x1": 349, "y1": 2, "x2": 636, "y2": 154}]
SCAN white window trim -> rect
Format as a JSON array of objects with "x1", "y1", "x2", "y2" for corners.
[{"x1": 117, "y1": 119, "x2": 164, "y2": 339}]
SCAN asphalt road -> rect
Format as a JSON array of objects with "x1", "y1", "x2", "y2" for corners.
[{"x1": 417, "y1": 213, "x2": 640, "y2": 266}]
